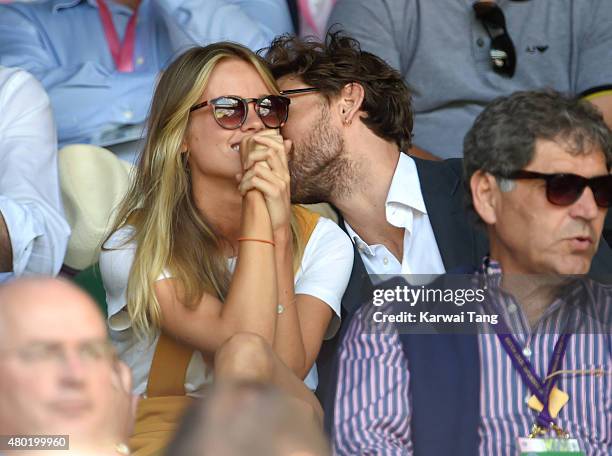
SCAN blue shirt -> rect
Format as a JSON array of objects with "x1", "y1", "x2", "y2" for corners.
[{"x1": 0, "y1": 0, "x2": 293, "y2": 146}]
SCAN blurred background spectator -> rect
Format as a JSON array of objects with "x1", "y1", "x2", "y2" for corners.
[
  {"x1": 286, "y1": 0, "x2": 336, "y2": 40},
  {"x1": 0, "y1": 278, "x2": 137, "y2": 455},
  {"x1": 0, "y1": 0, "x2": 294, "y2": 162},
  {"x1": 329, "y1": 0, "x2": 612, "y2": 159},
  {"x1": 0, "y1": 66, "x2": 70, "y2": 283},
  {"x1": 165, "y1": 381, "x2": 331, "y2": 456}
]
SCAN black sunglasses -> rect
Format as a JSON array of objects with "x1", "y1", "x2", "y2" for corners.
[
  {"x1": 500, "y1": 170, "x2": 612, "y2": 208},
  {"x1": 189, "y1": 94, "x2": 290, "y2": 130},
  {"x1": 280, "y1": 87, "x2": 320, "y2": 97},
  {"x1": 473, "y1": 1, "x2": 516, "y2": 77}
]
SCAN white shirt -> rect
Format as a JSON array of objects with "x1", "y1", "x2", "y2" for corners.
[
  {"x1": 0, "y1": 67, "x2": 70, "y2": 282},
  {"x1": 344, "y1": 153, "x2": 445, "y2": 278},
  {"x1": 99, "y1": 216, "x2": 354, "y2": 395}
]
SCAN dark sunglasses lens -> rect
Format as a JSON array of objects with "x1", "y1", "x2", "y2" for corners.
[
  {"x1": 257, "y1": 96, "x2": 289, "y2": 128},
  {"x1": 547, "y1": 174, "x2": 585, "y2": 206},
  {"x1": 212, "y1": 97, "x2": 245, "y2": 129},
  {"x1": 590, "y1": 176, "x2": 612, "y2": 207}
]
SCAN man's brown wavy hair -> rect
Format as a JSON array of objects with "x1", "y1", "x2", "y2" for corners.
[{"x1": 264, "y1": 31, "x2": 414, "y2": 152}]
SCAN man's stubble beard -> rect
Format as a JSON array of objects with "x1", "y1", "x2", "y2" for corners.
[{"x1": 288, "y1": 106, "x2": 359, "y2": 204}]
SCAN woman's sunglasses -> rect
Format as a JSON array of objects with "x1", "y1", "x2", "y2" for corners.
[
  {"x1": 501, "y1": 170, "x2": 612, "y2": 208},
  {"x1": 189, "y1": 94, "x2": 291, "y2": 130}
]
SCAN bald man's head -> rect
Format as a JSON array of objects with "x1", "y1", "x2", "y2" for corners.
[
  {"x1": 0, "y1": 278, "x2": 125, "y2": 449},
  {"x1": 0, "y1": 278, "x2": 105, "y2": 346}
]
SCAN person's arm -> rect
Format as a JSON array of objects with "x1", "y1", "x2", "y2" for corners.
[
  {"x1": 153, "y1": 0, "x2": 294, "y2": 53},
  {"x1": 238, "y1": 134, "x2": 315, "y2": 377},
  {"x1": 154, "y1": 135, "x2": 278, "y2": 355},
  {"x1": 586, "y1": 93, "x2": 612, "y2": 130},
  {"x1": 576, "y1": 0, "x2": 612, "y2": 130},
  {"x1": 267, "y1": 222, "x2": 309, "y2": 376},
  {"x1": 239, "y1": 132, "x2": 312, "y2": 376},
  {"x1": 0, "y1": 68, "x2": 70, "y2": 276},
  {"x1": 333, "y1": 309, "x2": 413, "y2": 455},
  {"x1": 239, "y1": 134, "x2": 354, "y2": 379},
  {"x1": 270, "y1": 219, "x2": 353, "y2": 379}
]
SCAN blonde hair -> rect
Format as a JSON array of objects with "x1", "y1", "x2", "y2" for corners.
[{"x1": 106, "y1": 43, "x2": 303, "y2": 338}]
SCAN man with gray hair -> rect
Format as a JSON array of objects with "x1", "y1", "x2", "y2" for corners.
[
  {"x1": 465, "y1": 90, "x2": 612, "y2": 276},
  {"x1": 332, "y1": 90, "x2": 612, "y2": 455}
]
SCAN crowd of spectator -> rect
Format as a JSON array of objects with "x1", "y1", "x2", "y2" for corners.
[{"x1": 0, "y1": 1, "x2": 610, "y2": 455}]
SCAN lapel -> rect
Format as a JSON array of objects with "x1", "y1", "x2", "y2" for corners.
[
  {"x1": 401, "y1": 333, "x2": 481, "y2": 455},
  {"x1": 318, "y1": 210, "x2": 373, "y2": 432},
  {"x1": 336, "y1": 210, "x2": 373, "y2": 316},
  {"x1": 589, "y1": 239, "x2": 612, "y2": 280},
  {"x1": 413, "y1": 157, "x2": 486, "y2": 271}
]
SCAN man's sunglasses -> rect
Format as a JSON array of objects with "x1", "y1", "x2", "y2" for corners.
[
  {"x1": 473, "y1": 1, "x2": 516, "y2": 77},
  {"x1": 280, "y1": 87, "x2": 320, "y2": 97},
  {"x1": 189, "y1": 95, "x2": 291, "y2": 130},
  {"x1": 500, "y1": 170, "x2": 612, "y2": 208}
]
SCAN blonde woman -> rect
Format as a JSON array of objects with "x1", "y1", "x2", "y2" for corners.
[{"x1": 99, "y1": 42, "x2": 353, "y2": 435}]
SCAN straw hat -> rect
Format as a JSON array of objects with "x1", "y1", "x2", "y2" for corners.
[{"x1": 59, "y1": 144, "x2": 132, "y2": 270}]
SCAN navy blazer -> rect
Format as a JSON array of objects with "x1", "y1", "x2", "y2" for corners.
[{"x1": 316, "y1": 157, "x2": 487, "y2": 428}]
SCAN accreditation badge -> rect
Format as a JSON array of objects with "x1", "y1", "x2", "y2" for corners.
[{"x1": 518, "y1": 437, "x2": 584, "y2": 455}]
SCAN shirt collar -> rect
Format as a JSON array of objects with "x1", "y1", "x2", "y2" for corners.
[
  {"x1": 386, "y1": 153, "x2": 427, "y2": 215},
  {"x1": 477, "y1": 255, "x2": 590, "y2": 333},
  {"x1": 384, "y1": 153, "x2": 427, "y2": 235},
  {"x1": 53, "y1": 0, "x2": 138, "y2": 13},
  {"x1": 343, "y1": 153, "x2": 427, "y2": 253},
  {"x1": 53, "y1": 0, "x2": 86, "y2": 12}
]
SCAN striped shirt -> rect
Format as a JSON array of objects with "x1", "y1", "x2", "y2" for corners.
[{"x1": 333, "y1": 261, "x2": 611, "y2": 455}]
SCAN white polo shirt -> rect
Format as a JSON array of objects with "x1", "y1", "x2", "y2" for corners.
[{"x1": 100, "y1": 216, "x2": 354, "y2": 395}]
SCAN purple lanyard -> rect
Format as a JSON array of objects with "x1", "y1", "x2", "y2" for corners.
[
  {"x1": 480, "y1": 273, "x2": 571, "y2": 429},
  {"x1": 496, "y1": 330, "x2": 571, "y2": 428}
]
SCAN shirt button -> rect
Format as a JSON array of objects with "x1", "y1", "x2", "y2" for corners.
[
  {"x1": 136, "y1": 56, "x2": 144, "y2": 65},
  {"x1": 477, "y1": 38, "x2": 485, "y2": 47},
  {"x1": 524, "y1": 394, "x2": 531, "y2": 405},
  {"x1": 507, "y1": 303, "x2": 517, "y2": 313},
  {"x1": 357, "y1": 243, "x2": 365, "y2": 252},
  {"x1": 522, "y1": 347, "x2": 532, "y2": 357},
  {"x1": 123, "y1": 110, "x2": 133, "y2": 120},
  {"x1": 383, "y1": 257, "x2": 389, "y2": 265}
]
